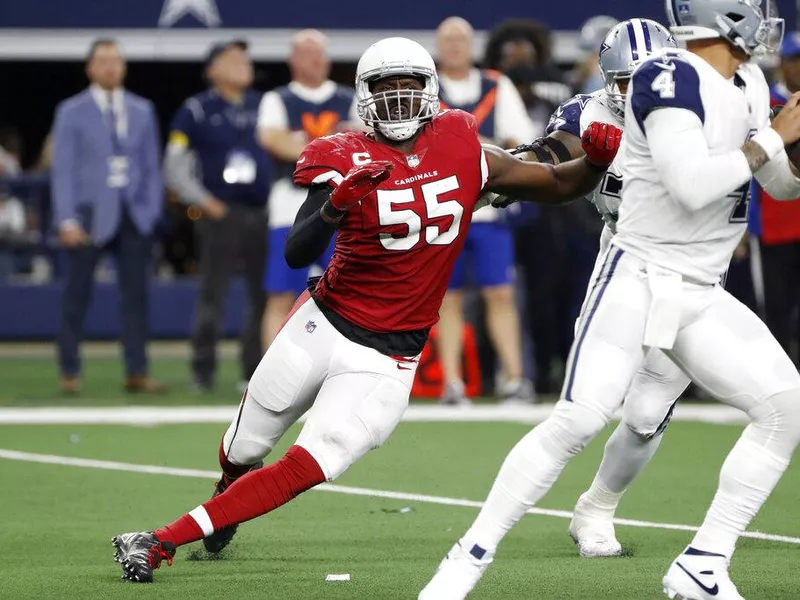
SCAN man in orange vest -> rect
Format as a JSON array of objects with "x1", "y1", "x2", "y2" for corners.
[
  {"x1": 750, "y1": 31, "x2": 800, "y2": 367},
  {"x1": 435, "y1": 17, "x2": 537, "y2": 405},
  {"x1": 258, "y1": 30, "x2": 359, "y2": 352}
]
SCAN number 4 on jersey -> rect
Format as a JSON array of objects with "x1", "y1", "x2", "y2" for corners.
[{"x1": 651, "y1": 68, "x2": 676, "y2": 100}]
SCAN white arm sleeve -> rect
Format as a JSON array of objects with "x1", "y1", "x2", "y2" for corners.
[
  {"x1": 494, "y1": 75, "x2": 536, "y2": 146},
  {"x1": 257, "y1": 91, "x2": 288, "y2": 131},
  {"x1": 754, "y1": 150, "x2": 800, "y2": 200},
  {"x1": 645, "y1": 108, "x2": 752, "y2": 212}
]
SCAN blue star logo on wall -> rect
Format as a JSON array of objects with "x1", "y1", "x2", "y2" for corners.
[{"x1": 159, "y1": 0, "x2": 221, "y2": 27}]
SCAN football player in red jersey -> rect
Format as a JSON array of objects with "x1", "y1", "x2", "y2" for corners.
[{"x1": 111, "y1": 37, "x2": 622, "y2": 583}]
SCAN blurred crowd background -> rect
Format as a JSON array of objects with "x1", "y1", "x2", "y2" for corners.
[{"x1": 1, "y1": 0, "x2": 799, "y2": 402}]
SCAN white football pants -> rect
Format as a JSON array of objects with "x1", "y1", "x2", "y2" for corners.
[
  {"x1": 461, "y1": 244, "x2": 800, "y2": 554},
  {"x1": 578, "y1": 228, "x2": 690, "y2": 436},
  {"x1": 566, "y1": 246, "x2": 800, "y2": 422},
  {"x1": 220, "y1": 292, "x2": 418, "y2": 480}
]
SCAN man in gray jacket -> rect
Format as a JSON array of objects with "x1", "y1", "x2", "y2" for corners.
[{"x1": 52, "y1": 39, "x2": 165, "y2": 395}]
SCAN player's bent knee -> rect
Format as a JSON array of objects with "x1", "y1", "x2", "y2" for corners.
[
  {"x1": 747, "y1": 387, "x2": 800, "y2": 455},
  {"x1": 297, "y1": 378, "x2": 409, "y2": 481},
  {"x1": 226, "y1": 435, "x2": 273, "y2": 466},
  {"x1": 625, "y1": 419, "x2": 661, "y2": 441},
  {"x1": 304, "y1": 431, "x2": 355, "y2": 482},
  {"x1": 543, "y1": 401, "x2": 610, "y2": 456},
  {"x1": 623, "y1": 402, "x2": 674, "y2": 439},
  {"x1": 222, "y1": 409, "x2": 276, "y2": 465}
]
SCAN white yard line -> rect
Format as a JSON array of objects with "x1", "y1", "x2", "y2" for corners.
[
  {"x1": 0, "y1": 403, "x2": 750, "y2": 426},
  {"x1": 0, "y1": 448, "x2": 797, "y2": 546}
]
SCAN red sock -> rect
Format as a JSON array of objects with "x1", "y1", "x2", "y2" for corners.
[
  {"x1": 155, "y1": 445, "x2": 325, "y2": 548},
  {"x1": 154, "y1": 513, "x2": 204, "y2": 547}
]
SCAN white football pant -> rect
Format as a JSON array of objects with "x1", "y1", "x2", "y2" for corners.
[
  {"x1": 220, "y1": 293, "x2": 417, "y2": 480},
  {"x1": 461, "y1": 245, "x2": 800, "y2": 556},
  {"x1": 579, "y1": 227, "x2": 691, "y2": 437}
]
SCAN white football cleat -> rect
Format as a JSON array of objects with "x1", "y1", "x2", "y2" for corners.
[
  {"x1": 419, "y1": 541, "x2": 493, "y2": 600},
  {"x1": 662, "y1": 547, "x2": 744, "y2": 600},
  {"x1": 568, "y1": 493, "x2": 623, "y2": 557}
]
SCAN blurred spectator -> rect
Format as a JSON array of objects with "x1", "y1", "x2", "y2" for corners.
[
  {"x1": 0, "y1": 128, "x2": 23, "y2": 175},
  {"x1": 0, "y1": 186, "x2": 26, "y2": 280},
  {"x1": 35, "y1": 131, "x2": 54, "y2": 172},
  {"x1": 486, "y1": 18, "x2": 602, "y2": 394},
  {"x1": 51, "y1": 39, "x2": 165, "y2": 395},
  {"x1": 434, "y1": 16, "x2": 536, "y2": 405},
  {"x1": 258, "y1": 29, "x2": 357, "y2": 349},
  {"x1": 572, "y1": 15, "x2": 620, "y2": 94},
  {"x1": 164, "y1": 40, "x2": 270, "y2": 392},
  {"x1": 749, "y1": 32, "x2": 800, "y2": 366},
  {"x1": 484, "y1": 18, "x2": 572, "y2": 133}
]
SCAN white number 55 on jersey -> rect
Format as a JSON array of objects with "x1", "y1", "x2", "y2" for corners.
[{"x1": 377, "y1": 176, "x2": 463, "y2": 250}]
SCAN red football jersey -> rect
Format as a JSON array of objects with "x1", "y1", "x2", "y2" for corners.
[{"x1": 294, "y1": 109, "x2": 489, "y2": 333}]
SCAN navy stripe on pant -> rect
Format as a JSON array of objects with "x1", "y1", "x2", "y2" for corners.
[{"x1": 564, "y1": 247, "x2": 624, "y2": 401}]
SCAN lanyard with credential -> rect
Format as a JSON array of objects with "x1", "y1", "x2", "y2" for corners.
[
  {"x1": 223, "y1": 99, "x2": 257, "y2": 185},
  {"x1": 106, "y1": 98, "x2": 129, "y2": 190}
]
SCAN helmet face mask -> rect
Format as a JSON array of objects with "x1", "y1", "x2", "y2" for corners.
[
  {"x1": 666, "y1": 0, "x2": 785, "y2": 56},
  {"x1": 599, "y1": 18, "x2": 678, "y2": 118},
  {"x1": 355, "y1": 38, "x2": 440, "y2": 142},
  {"x1": 369, "y1": 79, "x2": 424, "y2": 123}
]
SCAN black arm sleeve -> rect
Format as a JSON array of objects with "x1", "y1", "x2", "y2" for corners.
[{"x1": 284, "y1": 185, "x2": 339, "y2": 269}]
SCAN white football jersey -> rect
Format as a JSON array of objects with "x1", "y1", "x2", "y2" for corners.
[
  {"x1": 546, "y1": 90, "x2": 625, "y2": 234},
  {"x1": 614, "y1": 49, "x2": 771, "y2": 283}
]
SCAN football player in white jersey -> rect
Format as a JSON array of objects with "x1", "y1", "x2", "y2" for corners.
[
  {"x1": 420, "y1": 1, "x2": 800, "y2": 598},
  {"x1": 530, "y1": 18, "x2": 693, "y2": 560}
]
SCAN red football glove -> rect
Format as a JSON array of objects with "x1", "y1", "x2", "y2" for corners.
[
  {"x1": 581, "y1": 122, "x2": 623, "y2": 169},
  {"x1": 329, "y1": 161, "x2": 395, "y2": 211}
]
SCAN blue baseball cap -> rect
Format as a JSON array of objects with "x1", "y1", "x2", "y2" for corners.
[
  {"x1": 782, "y1": 31, "x2": 800, "y2": 58},
  {"x1": 205, "y1": 39, "x2": 249, "y2": 68}
]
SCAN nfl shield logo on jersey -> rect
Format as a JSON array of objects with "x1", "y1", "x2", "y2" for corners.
[
  {"x1": 305, "y1": 320, "x2": 317, "y2": 333},
  {"x1": 406, "y1": 154, "x2": 420, "y2": 168}
]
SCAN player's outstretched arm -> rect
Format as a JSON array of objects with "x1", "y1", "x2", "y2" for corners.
[
  {"x1": 513, "y1": 129, "x2": 585, "y2": 165},
  {"x1": 484, "y1": 122, "x2": 621, "y2": 205}
]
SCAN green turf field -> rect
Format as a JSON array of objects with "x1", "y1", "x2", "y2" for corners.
[
  {"x1": 1, "y1": 351, "x2": 799, "y2": 599},
  {"x1": 0, "y1": 353, "x2": 243, "y2": 406}
]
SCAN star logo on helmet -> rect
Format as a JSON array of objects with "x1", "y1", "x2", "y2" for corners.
[{"x1": 600, "y1": 41, "x2": 612, "y2": 55}]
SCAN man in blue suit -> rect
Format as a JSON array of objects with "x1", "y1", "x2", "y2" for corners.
[{"x1": 52, "y1": 39, "x2": 165, "y2": 395}]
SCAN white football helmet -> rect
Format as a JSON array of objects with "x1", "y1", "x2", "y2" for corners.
[
  {"x1": 665, "y1": 0, "x2": 784, "y2": 56},
  {"x1": 600, "y1": 18, "x2": 678, "y2": 118},
  {"x1": 355, "y1": 37, "x2": 440, "y2": 141}
]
